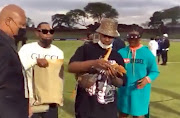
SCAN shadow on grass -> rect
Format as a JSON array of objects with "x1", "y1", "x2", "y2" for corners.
[
  {"x1": 152, "y1": 87, "x2": 180, "y2": 99},
  {"x1": 150, "y1": 87, "x2": 180, "y2": 116},
  {"x1": 151, "y1": 102, "x2": 180, "y2": 116},
  {"x1": 150, "y1": 114, "x2": 159, "y2": 118}
]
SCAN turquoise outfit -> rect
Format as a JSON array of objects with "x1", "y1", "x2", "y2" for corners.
[{"x1": 117, "y1": 45, "x2": 159, "y2": 116}]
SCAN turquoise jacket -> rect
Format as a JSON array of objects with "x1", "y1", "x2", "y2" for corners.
[{"x1": 117, "y1": 45, "x2": 159, "y2": 116}]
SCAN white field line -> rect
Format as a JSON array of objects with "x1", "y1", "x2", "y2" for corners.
[{"x1": 167, "y1": 62, "x2": 180, "y2": 63}]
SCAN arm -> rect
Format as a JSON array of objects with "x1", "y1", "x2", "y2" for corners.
[
  {"x1": 0, "y1": 45, "x2": 9, "y2": 84},
  {"x1": 68, "y1": 60, "x2": 97, "y2": 73},
  {"x1": 68, "y1": 45, "x2": 111, "y2": 73},
  {"x1": 146, "y1": 51, "x2": 160, "y2": 82},
  {"x1": 18, "y1": 45, "x2": 37, "y2": 70},
  {"x1": 109, "y1": 52, "x2": 126, "y2": 87},
  {"x1": 166, "y1": 39, "x2": 170, "y2": 48},
  {"x1": 59, "y1": 64, "x2": 64, "y2": 79},
  {"x1": 68, "y1": 59, "x2": 111, "y2": 73},
  {"x1": 110, "y1": 75, "x2": 124, "y2": 87},
  {"x1": 68, "y1": 45, "x2": 94, "y2": 73},
  {"x1": 137, "y1": 50, "x2": 159, "y2": 89}
]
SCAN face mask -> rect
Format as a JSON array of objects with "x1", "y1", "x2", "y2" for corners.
[
  {"x1": 98, "y1": 40, "x2": 112, "y2": 49},
  {"x1": 13, "y1": 28, "x2": 26, "y2": 40},
  {"x1": 8, "y1": 18, "x2": 26, "y2": 38},
  {"x1": 40, "y1": 38, "x2": 52, "y2": 47},
  {"x1": 16, "y1": 28, "x2": 26, "y2": 37}
]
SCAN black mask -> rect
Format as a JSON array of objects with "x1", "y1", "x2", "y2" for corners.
[
  {"x1": 18, "y1": 28, "x2": 26, "y2": 36},
  {"x1": 40, "y1": 39, "x2": 52, "y2": 47},
  {"x1": 14, "y1": 28, "x2": 26, "y2": 38}
]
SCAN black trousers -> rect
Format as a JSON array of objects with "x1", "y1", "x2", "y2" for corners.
[
  {"x1": 31, "y1": 104, "x2": 58, "y2": 118},
  {"x1": 161, "y1": 50, "x2": 168, "y2": 64},
  {"x1": 0, "y1": 96, "x2": 28, "y2": 118}
]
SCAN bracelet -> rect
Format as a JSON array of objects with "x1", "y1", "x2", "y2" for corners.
[{"x1": 145, "y1": 76, "x2": 151, "y2": 83}]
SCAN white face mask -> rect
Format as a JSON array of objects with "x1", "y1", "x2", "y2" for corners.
[{"x1": 98, "y1": 40, "x2": 113, "y2": 49}]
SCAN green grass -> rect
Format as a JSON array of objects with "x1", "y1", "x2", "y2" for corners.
[
  {"x1": 26, "y1": 40, "x2": 180, "y2": 118},
  {"x1": 52, "y1": 41, "x2": 84, "y2": 118}
]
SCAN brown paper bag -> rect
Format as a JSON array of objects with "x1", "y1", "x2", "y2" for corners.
[{"x1": 33, "y1": 59, "x2": 64, "y2": 106}]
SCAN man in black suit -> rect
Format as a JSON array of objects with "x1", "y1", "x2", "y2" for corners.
[
  {"x1": 0, "y1": 4, "x2": 29, "y2": 118},
  {"x1": 161, "y1": 34, "x2": 170, "y2": 65}
]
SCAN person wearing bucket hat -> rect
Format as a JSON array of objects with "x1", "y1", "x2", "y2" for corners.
[
  {"x1": 84, "y1": 18, "x2": 125, "y2": 51},
  {"x1": 68, "y1": 18, "x2": 126, "y2": 118},
  {"x1": 117, "y1": 29, "x2": 159, "y2": 118},
  {"x1": 96, "y1": 18, "x2": 120, "y2": 37}
]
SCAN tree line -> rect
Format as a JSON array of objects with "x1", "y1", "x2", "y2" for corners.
[{"x1": 26, "y1": 2, "x2": 180, "y2": 35}]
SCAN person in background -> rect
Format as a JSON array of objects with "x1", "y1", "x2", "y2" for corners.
[
  {"x1": 0, "y1": 4, "x2": 29, "y2": 118},
  {"x1": 113, "y1": 37, "x2": 126, "y2": 52},
  {"x1": 161, "y1": 33, "x2": 170, "y2": 65},
  {"x1": 155, "y1": 36, "x2": 163, "y2": 64},
  {"x1": 19, "y1": 22, "x2": 64, "y2": 118},
  {"x1": 117, "y1": 29, "x2": 159, "y2": 118},
  {"x1": 148, "y1": 37, "x2": 158, "y2": 57}
]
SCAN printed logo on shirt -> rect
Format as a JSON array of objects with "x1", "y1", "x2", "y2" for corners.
[
  {"x1": 86, "y1": 74, "x2": 116, "y2": 104},
  {"x1": 31, "y1": 53, "x2": 59, "y2": 59},
  {"x1": 124, "y1": 58, "x2": 130, "y2": 63},
  {"x1": 85, "y1": 60, "x2": 117, "y2": 104},
  {"x1": 130, "y1": 59, "x2": 144, "y2": 64}
]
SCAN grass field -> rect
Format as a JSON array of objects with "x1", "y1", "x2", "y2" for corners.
[{"x1": 27, "y1": 40, "x2": 180, "y2": 118}]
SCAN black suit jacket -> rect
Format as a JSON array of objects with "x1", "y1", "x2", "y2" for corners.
[
  {"x1": 0, "y1": 30, "x2": 26, "y2": 98},
  {"x1": 162, "y1": 38, "x2": 170, "y2": 49}
]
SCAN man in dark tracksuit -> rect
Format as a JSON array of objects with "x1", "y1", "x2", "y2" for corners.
[
  {"x1": 161, "y1": 34, "x2": 170, "y2": 65},
  {"x1": 0, "y1": 4, "x2": 29, "y2": 118}
]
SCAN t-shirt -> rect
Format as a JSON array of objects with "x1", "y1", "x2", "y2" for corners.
[
  {"x1": 18, "y1": 42, "x2": 64, "y2": 100},
  {"x1": 148, "y1": 40, "x2": 158, "y2": 56},
  {"x1": 69, "y1": 42, "x2": 125, "y2": 118}
]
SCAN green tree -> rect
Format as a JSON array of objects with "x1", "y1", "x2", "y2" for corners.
[
  {"x1": 26, "y1": 17, "x2": 34, "y2": 28},
  {"x1": 84, "y1": 2, "x2": 118, "y2": 22},
  {"x1": 162, "y1": 6, "x2": 180, "y2": 25},
  {"x1": 148, "y1": 6, "x2": 180, "y2": 28},
  {"x1": 148, "y1": 11, "x2": 163, "y2": 29},
  {"x1": 66, "y1": 9, "x2": 88, "y2": 27},
  {"x1": 52, "y1": 14, "x2": 74, "y2": 29}
]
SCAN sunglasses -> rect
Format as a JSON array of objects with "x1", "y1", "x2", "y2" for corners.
[
  {"x1": 38, "y1": 29, "x2": 55, "y2": 34},
  {"x1": 127, "y1": 34, "x2": 141, "y2": 40}
]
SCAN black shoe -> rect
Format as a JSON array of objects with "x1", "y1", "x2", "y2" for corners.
[{"x1": 160, "y1": 63, "x2": 166, "y2": 65}]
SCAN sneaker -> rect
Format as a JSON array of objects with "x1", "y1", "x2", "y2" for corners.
[{"x1": 160, "y1": 63, "x2": 166, "y2": 65}]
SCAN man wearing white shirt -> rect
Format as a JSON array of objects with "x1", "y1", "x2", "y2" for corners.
[
  {"x1": 19, "y1": 22, "x2": 64, "y2": 118},
  {"x1": 148, "y1": 37, "x2": 158, "y2": 56}
]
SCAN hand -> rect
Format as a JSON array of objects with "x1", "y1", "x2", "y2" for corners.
[
  {"x1": 37, "y1": 58, "x2": 49, "y2": 68},
  {"x1": 94, "y1": 59, "x2": 111, "y2": 70},
  {"x1": 28, "y1": 104, "x2": 33, "y2": 118},
  {"x1": 137, "y1": 77, "x2": 149, "y2": 89},
  {"x1": 106, "y1": 66, "x2": 118, "y2": 78}
]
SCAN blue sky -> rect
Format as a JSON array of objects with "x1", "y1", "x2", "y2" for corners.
[{"x1": 0, "y1": 0, "x2": 179, "y2": 27}]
